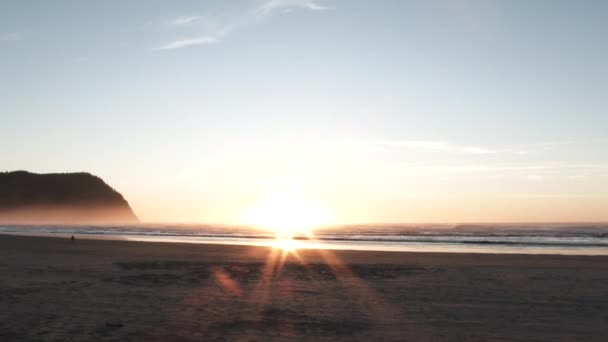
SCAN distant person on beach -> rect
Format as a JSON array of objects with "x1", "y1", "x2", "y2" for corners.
[{"x1": 71, "y1": 235, "x2": 75, "y2": 241}]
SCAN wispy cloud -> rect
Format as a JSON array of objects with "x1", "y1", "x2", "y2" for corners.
[
  {"x1": 259, "y1": 0, "x2": 331, "y2": 14},
  {"x1": 171, "y1": 16, "x2": 202, "y2": 25},
  {"x1": 355, "y1": 140, "x2": 574, "y2": 156},
  {"x1": 156, "y1": 36, "x2": 217, "y2": 50},
  {"x1": 156, "y1": 0, "x2": 332, "y2": 50},
  {"x1": 505, "y1": 193, "x2": 607, "y2": 199},
  {"x1": 304, "y1": 2, "x2": 331, "y2": 11},
  {"x1": 392, "y1": 162, "x2": 608, "y2": 176},
  {"x1": 374, "y1": 140, "x2": 497, "y2": 155},
  {"x1": 0, "y1": 32, "x2": 23, "y2": 42}
]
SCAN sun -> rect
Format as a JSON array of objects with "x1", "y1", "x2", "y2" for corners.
[
  {"x1": 245, "y1": 190, "x2": 328, "y2": 248},
  {"x1": 273, "y1": 237, "x2": 297, "y2": 252}
]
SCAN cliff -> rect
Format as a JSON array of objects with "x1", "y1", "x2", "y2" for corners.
[{"x1": 0, "y1": 171, "x2": 139, "y2": 224}]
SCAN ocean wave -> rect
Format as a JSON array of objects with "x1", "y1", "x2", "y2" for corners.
[{"x1": 2, "y1": 223, "x2": 608, "y2": 249}]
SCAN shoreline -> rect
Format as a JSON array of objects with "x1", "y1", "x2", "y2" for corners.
[
  {"x1": 3, "y1": 231, "x2": 608, "y2": 256},
  {"x1": 2, "y1": 232, "x2": 608, "y2": 267}
]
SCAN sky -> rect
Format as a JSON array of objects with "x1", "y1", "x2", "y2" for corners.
[{"x1": 1, "y1": 0, "x2": 607, "y2": 224}]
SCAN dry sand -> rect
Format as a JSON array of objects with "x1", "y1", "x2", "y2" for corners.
[{"x1": 1, "y1": 235, "x2": 607, "y2": 341}]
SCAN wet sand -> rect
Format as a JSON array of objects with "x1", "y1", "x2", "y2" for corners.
[{"x1": 1, "y1": 234, "x2": 607, "y2": 341}]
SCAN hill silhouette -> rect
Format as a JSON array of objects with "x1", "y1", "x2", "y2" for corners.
[{"x1": 0, "y1": 171, "x2": 138, "y2": 224}]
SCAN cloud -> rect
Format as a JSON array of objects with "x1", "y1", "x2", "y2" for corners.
[
  {"x1": 156, "y1": 0, "x2": 331, "y2": 50},
  {"x1": 259, "y1": 0, "x2": 331, "y2": 14},
  {"x1": 171, "y1": 16, "x2": 201, "y2": 25},
  {"x1": 0, "y1": 32, "x2": 23, "y2": 42},
  {"x1": 324, "y1": 139, "x2": 524, "y2": 156},
  {"x1": 505, "y1": 193, "x2": 606, "y2": 199},
  {"x1": 156, "y1": 36, "x2": 217, "y2": 50},
  {"x1": 373, "y1": 140, "x2": 497, "y2": 155},
  {"x1": 304, "y1": 2, "x2": 331, "y2": 11},
  {"x1": 392, "y1": 162, "x2": 608, "y2": 176},
  {"x1": 354, "y1": 140, "x2": 576, "y2": 156}
]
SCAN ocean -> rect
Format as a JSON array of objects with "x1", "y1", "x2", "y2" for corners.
[{"x1": 2, "y1": 223, "x2": 608, "y2": 255}]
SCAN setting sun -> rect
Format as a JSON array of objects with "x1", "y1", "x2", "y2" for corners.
[
  {"x1": 273, "y1": 237, "x2": 298, "y2": 252},
  {"x1": 245, "y1": 190, "x2": 328, "y2": 244}
]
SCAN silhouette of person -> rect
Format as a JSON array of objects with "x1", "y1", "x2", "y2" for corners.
[{"x1": 71, "y1": 235, "x2": 75, "y2": 241}]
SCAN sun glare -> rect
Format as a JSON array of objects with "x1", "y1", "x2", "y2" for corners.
[
  {"x1": 245, "y1": 190, "x2": 328, "y2": 249},
  {"x1": 273, "y1": 237, "x2": 297, "y2": 252}
]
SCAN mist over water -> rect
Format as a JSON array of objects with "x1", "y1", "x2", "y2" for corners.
[{"x1": 2, "y1": 223, "x2": 608, "y2": 255}]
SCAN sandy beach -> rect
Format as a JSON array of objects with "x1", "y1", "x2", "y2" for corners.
[{"x1": 1, "y1": 235, "x2": 607, "y2": 341}]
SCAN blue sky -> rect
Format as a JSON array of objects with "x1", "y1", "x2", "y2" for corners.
[{"x1": 2, "y1": 0, "x2": 607, "y2": 223}]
